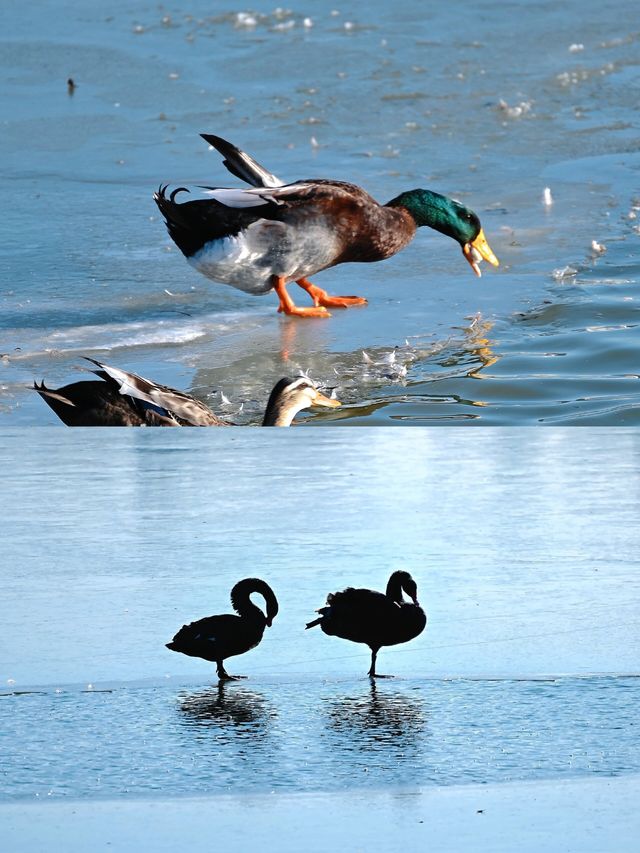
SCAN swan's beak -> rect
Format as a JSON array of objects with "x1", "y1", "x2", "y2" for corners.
[
  {"x1": 311, "y1": 390, "x2": 341, "y2": 409},
  {"x1": 266, "y1": 617, "x2": 273, "y2": 627},
  {"x1": 463, "y1": 229, "x2": 500, "y2": 277}
]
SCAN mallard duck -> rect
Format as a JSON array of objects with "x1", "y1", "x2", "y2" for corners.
[
  {"x1": 34, "y1": 359, "x2": 340, "y2": 426},
  {"x1": 154, "y1": 134, "x2": 500, "y2": 318},
  {"x1": 306, "y1": 570, "x2": 427, "y2": 678},
  {"x1": 167, "y1": 578, "x2": 279, "y2": 681}
]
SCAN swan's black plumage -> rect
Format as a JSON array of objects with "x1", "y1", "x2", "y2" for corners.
[
  {"x1": 166, "y1": 578, "x2": 278, "y2": 680},
  {"x1": 306, "y1": 570, "x2": 426, "y2": 677}
]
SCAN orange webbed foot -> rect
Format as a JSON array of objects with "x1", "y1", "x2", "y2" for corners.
[
  {"x1": 277, "y1": 304, "x2": 331, "y2": 318},
  {"x1": 313, "y1": 294, "x2": 368, "y2": 309},
  {"x1": 296, "y1": 278, "x2": 368, "y2": 310},
  {"x1": 273, "y1": 275, "x2": 332, "y2": 318}
]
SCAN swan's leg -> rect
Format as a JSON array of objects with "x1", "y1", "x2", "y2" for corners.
[
  {"x1": 216, "y1": 661, "x2": 247, "y2": 681},
  {"x1": 273, "y1": 276, "x2": 330, "y2": 318},
  {"x1": 368, "y1": 648, "x2": 393, "y2": 679},
  {"x1": 368, "y1": 648, "x2": 378, "y2": 678},
  {"x1": 216, "y1": 661, "x2": 232, "y2": 680},
  {"x1": 296, "y1": 277, "x2": 368, "y2": 309}
]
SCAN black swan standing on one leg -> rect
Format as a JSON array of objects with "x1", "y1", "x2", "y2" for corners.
[
  {"x1": 306, "y1": 571, "x2": 426, "y2": 678},
  {"x1": 166, "y1": 579, "x2": 279, "y2": 680}
]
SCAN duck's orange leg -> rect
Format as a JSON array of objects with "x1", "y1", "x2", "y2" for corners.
[
  {"x1": 273, "y1": 276, "x2": 330, "y2": 318},
  {"x1": 296, "y1": 277, "x2": 368, "y2": 309}
]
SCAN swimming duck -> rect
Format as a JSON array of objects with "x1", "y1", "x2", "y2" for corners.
[
  {"x1": 305, "y1": 570, "x2": 427, "y2": 678},
  {"x1": 154, "y1": 134, "x2": 500, "y2": 318},
  {"x1": 167, "y1": 578, "x2": 279, "y2": 681},
  {"x1": 34, "y1": 359, "x2": 340, "y2": 427}
]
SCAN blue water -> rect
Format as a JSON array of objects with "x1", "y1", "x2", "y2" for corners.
[
  {"x1": 1, "y1": 429, "x2": 639, "y2": 799},
  {"x1": 2, "y1": 676, "x2": 638, "y2": 800},
  {"x1": 2, "y1": 0, "x2": 640, "y2": 423}
]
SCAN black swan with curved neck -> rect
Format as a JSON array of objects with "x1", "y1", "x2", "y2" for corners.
[
  {"x1": 306, "y1": 570, "x2": 426, "y2": 678},
  {"x1": 166, "y1": 578, "x2": 279, "y2": 680}
]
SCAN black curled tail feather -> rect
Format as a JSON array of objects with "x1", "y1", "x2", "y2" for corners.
[
  {"x1": 33, "y1": 381, "x2": 77, "y2": 410},
  {"x1": 153, "y1": 184, "x2": 256, "y2": 258},
  {"x1": 154, "y1": 185, "x2": 202, "y2": 258}
]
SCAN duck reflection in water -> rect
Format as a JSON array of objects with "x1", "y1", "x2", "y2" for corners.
[
  {"x1": 325, "y1": 681, "x2": 428, "y2": 760},
  {"x1": 463, "y1": 315, "x2": 498, "y2": 378},
  {"x1": 178, "y1": 681, "x2": 275, "y2": 741}
]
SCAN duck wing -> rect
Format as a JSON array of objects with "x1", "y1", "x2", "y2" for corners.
[
  {"x1": 34, "y1": 378, "x2": 151, "y2": 426},
  {"x1": 84, "y1": 358, "x2": 226, "y2": 426},
  {"x1": 201, "y1": 133, "x2": 285, "y2": 188},
  {"x1": 154, "y1": 184, "x2": 289, "y2": 257},
  {"x1": 154, "y1": 180, "x2": 381, "y2": 262}
]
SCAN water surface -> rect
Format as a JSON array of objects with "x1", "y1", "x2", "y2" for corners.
[
  {"x1": 2, "y1": 429, "x2": 639, "y2": 800},
  {"x1": 3, "y1": 675, "x2": 638, "y2": 800},
  {"x1": 1, "y1": 0, "x2": 639, "y2": 424}
]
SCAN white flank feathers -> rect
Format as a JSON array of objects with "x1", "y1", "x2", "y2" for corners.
[{"x1": 190, "y1": 218, "x2": 340, "y2": 295}]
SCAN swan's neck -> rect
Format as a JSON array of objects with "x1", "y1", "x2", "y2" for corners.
[
  {"x1": 385, "y1": 574, "x2": 407, "y2": 603},
  {"x1": 230, "y1": 586, "x2": 266, "y2": 622}
]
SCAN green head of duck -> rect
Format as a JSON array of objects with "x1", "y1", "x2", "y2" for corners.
[{"x1": 388, "y1": 188, "x2": 500, "y2": 277}]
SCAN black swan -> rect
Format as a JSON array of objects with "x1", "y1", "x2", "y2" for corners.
[
  {"x1": 34, "y1": 359, "x2": 340, "y2": 426},
  {"x1": 166, "y1": 578, "x2": 279, "y2": 680},
  {"x1": 306, "y1": 570, "x2": 426, "y2": 677}
]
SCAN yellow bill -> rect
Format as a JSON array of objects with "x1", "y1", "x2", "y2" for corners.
[
  {"x1": 462, "y1": 229, "x2": 500, "y2": 277},
  {"x1": 311, "y1": 390, "x2": 341, "y2": 409}
]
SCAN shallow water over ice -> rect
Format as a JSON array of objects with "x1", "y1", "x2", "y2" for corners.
[
  {"x1": 3, "y1": 675, "x2": 638, "y2": 800},
  {"x1": 2, "y1": 429, "x2": 639, "y2": 800}
]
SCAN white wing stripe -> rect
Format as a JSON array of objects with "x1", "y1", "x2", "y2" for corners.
[{"x1": 191, "y1": 184, "x2": 312, "y2": 208}]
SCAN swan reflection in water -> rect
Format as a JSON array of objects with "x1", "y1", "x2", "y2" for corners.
[
  {"x1": 178, "y1": 682, "x2": 276, "y2": 743},
  {"x1": 324, "y1": 681, "x2": 429, "y2": 773}
]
